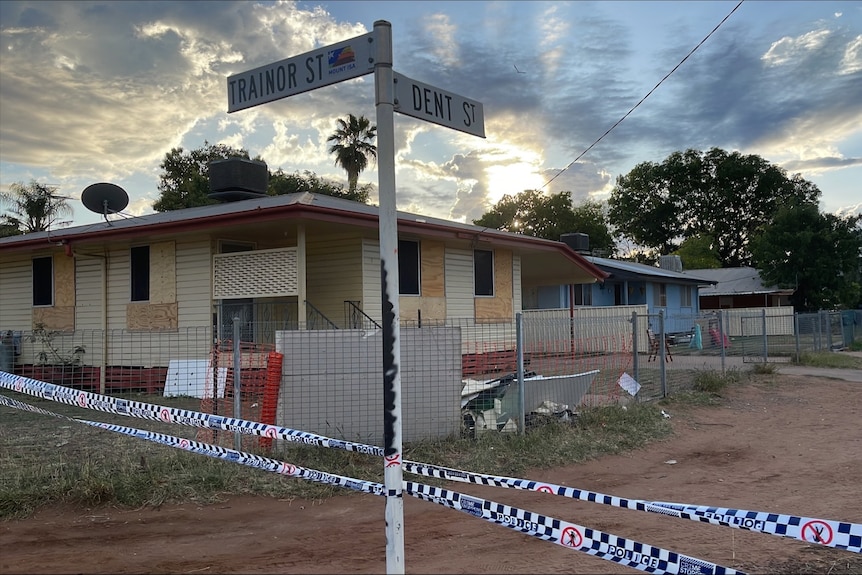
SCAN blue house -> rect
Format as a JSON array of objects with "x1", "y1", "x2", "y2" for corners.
[{"x1": 524, "y1": 234, "x2": 716, "y2": 336}]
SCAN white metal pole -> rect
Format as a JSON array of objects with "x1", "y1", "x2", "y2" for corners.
[{"x1": 373, "y1": 20, "x2": 405, "y2": 575}]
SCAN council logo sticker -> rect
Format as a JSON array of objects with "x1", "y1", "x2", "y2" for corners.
[{"x1": 560, "y1": 526, "x2": 582, "y2": 548}]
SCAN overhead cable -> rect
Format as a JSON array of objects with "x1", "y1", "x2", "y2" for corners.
[{"x1": 541, "y1": 0, "x2": 745, "y2": 190}]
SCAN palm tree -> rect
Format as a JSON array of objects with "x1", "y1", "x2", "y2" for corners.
[
  {"x1": 326, "y1": 114, "x2": 377, "y2": 196},
  {"x1": 0, "y1": 180, "x2": 73, "y2": 233}
]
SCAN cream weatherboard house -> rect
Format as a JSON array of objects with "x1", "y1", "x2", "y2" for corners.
[{"x1": 0, "y1": 192, "x2": 607, "y2": 384}]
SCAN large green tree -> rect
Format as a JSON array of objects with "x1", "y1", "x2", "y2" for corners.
[
  {"x1": 326, "y1": 114, "x2": 377, "y2": 195},
  {"x1": 153, "y1": 143, "x2": 372, "y2": 212},
  {"x1": 473, "y1": 189, "x2": 616, "y2": 255},
  {"x1": 269, "y1": 169, "x2": 370, "y2": 203},
  {"x1": 0, "y1": 180, "x2": 73, "y2": 234},
  {"x1": 608, "y1": 148, "x2": 821, "y2": 267},
  {"x1": 751, "y1": 200, "x2": 861, "y2": 311},
  {"x1": 673, "y1": 235, "x2": 721, "y2": 269}
]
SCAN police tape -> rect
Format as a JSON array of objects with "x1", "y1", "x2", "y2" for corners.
[
  {"x1": 406, "y1": 483, "x2": 742, "y2": 575},
  {"x1": 0, "y1": 392, "x2": 384, "y2": 496},
  {"x1": 403, "y1": 462, "x2": 862, "y2": 554},
  {"x1": 3, "y1": 371, "x2": 859, "y2": 555},
  {"x1": 0, "y1": 371, "x2": 384, "y2": 456},
  {"x1": 0, "y1": 392, "x2": 741, "y2": 575},
  {"x1": 649, "y1": 501, "x2": 861, "y2": 553}
]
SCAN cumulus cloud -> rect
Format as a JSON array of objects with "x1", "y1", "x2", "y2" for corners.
[
  {"x1": 761, "y1": 29, "x2": 831, "y2": 66},
  {"x1": 0, "y1": 1, "x2": 859, "y2": 225}
]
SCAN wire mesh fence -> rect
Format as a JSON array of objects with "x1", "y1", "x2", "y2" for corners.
[{"x1": 2, "y1": 308, "x2": 860, "y2": 449}]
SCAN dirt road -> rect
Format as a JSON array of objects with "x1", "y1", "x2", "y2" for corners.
[{"x1": 2, "y1": 371, "x2": 860, "y2": 574}]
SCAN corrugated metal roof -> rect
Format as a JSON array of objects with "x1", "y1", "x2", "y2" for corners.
[
  {"x1": 585, "y1": 256, "x2": 716, "y2": 285},
  {"x1": 684, "y1": 267, "x2": 792, "y2": 295},
  {"x1": 0, "y1": 191, "x2": 582, "y2": 247},
  {"x1": 0, "y1": 192, "x2": 608, "y2": 281}
]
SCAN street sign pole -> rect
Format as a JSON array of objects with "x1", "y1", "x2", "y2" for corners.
[
  {"x1": 373, "y1": 20, "x2": 405, "y2": 575},
  {"x1": 226, "y1": 22, "x2": 482, "y2": 574}
]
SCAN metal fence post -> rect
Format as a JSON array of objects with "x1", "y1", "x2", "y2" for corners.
[
  {"x1": 814, "y1": 311, "x2": 823, "y2": 351},
  {"x1": 761, "y1": 308, "x2": 768, "y2": 363},
  {"x1": 658, "y1": 310, "x2": 667, "y2": 398},
  {"x1": 718, "y1": 311, "x2": 726, "y2": 374},
  {"x1": 794, "y1": 313, "x2": 800, "y2": 361},
  {"x1": 516, "y1": 312, "x2": 526, "y2": 435},
  {"x1": 233, "y1": 316, "x2": 242, "y2": 451},
  {"x1": 631, "y1": 311, "x2": 639, "y2": 392}
]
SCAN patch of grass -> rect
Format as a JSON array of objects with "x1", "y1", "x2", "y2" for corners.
[
  {"x1": 659, "y1": 390, "x2": 726, "y2": 407},
  {"x1": 751, "y1": 362, "x2": 778, "y2": 375},
  {"x1": 660, "y1": 369, "x2": 744, "y2": 407},
  {"x1": 849, "y1": 340, "x2": 862, "y2": 352},
  {"x1": 693, "y1": 368, "x2": 742, "y2": 394},
  {"x1": 795, "y1": 351, "x2": 862, "y2": 369},
  {"x1": 406, "y1": 402, "x2": 672, "y2": 477},
  {"x1": 1, "y1": 394, "x2": 674, "y2": 519}
]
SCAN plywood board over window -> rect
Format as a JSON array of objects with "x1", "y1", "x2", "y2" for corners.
[
  {"x1": 475, "y1": 249, "x2": 513, "y2": 321},
  {"x1": 421, "y1": 241, "x2": 445, "y2": 297},
  {"x1": 400, "y1": 240, "x2": 447, "y2": 323},
  {"x1": 150, "y1": 241, "x2": 177, "y2": 304},
  {"x1": 127, "y1": 241, "x2": 178, "y2": 330}
]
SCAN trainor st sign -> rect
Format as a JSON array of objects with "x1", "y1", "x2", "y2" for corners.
[
  {"x1": 227, "y1": 32, "x2": 377, "y2": 113},
  {"x1": 393, "y1": 72, "x2": 485, "y2": 138}
]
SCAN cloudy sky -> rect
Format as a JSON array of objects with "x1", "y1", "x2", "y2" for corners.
[{"x1": 1, "y1": 0, "x2": 860, "y2": 229}]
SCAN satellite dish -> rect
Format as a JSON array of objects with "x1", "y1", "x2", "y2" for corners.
[{"x1": 81, "y1": 183, "x2": 129, "y2": 219}]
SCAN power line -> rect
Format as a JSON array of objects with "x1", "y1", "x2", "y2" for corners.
[{"x1": 541, "y1": 0, "x2": 745, "y2": 191}]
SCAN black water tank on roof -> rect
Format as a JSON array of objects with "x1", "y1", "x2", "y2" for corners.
[
  {"x1": 560, "y1": 233, "x2": 590, "y2": 253},
  {"x1": 208, "y1": 157, "x2": 269, "y2": 202}
]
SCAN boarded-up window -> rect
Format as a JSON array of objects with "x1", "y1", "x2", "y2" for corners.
[
  {"x1": 130, "y1": 246, "x2": 150, "y2": 302},
  {"x1": 474, "y1": 249, "x2": 494, "y2": 296},
  {"x1": 32, "y1": 256, "x2": 53, "y2": 306},
  {"x1": 399, "y1": 239, "x2": 420, "y2": 295}
]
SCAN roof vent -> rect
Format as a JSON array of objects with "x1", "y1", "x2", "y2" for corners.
[
  {"x1": 560, "y1": 233, "x2": 590, "y2": 254},
  {"x1": 208, "y1": 158, "x2": 269, "y2": 202},
  {"x1": 659, "y1": 255, "x2": 683, "y2": 272}
]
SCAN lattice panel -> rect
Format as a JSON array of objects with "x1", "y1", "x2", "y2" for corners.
[{"x1": 213, "y1": 247, "x2": 298, "y2": 299}]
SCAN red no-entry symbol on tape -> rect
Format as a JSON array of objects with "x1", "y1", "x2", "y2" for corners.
[
  {"x1": 802, "y1": 520, "x2": 833, "y2": 545},
  {"x1": 560, "y1": 526, "x2": 582, "y2": 548},
  {"x1": 536, "y1": 485, "x2": 554, "y2": 494}
]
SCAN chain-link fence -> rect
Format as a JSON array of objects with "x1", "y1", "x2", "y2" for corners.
[{"x1": 2, "y1": 308, "x2": 859, "y2": 446}]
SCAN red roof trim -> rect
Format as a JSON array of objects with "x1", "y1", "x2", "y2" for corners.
[{"x1": 1, "y1": 201, "x2": 608, "y2": 281}]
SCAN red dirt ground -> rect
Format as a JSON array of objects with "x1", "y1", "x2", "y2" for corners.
[{"x1": 2, "y1": 371, "x2": 861, "y2": 574}]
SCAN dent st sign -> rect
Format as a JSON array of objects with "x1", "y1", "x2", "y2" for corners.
[
  {"x1": 227, "y1": 32, "x2": 376, "y2": 113},
  {"x1": 393, "y1": 72, "x2": 485, "y2": 138}
]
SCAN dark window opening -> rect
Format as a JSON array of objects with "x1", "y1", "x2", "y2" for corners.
[
  {"x1": 32, "y1": 256, "x2": 53, "y2": 306},
  {"x1": 573, "y1": 283, "x2": 592, "y2": 306},
  {"x1": 130, "y1": 246, "x2": 150, "y2": 302},
  {"x1": 398, "y1": 239, "x2": 420, "y2": 295},
  {"x1": 474, "y1": 249, "x2": 494, "y2": 296}
]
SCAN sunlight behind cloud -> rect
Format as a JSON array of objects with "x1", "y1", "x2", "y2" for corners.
[{"x1": 484, "y1": 163, "x2": 545, "y2": 205}]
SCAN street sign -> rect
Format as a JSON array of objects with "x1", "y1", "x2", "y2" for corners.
[
  {"x1": 393, "y1": 72, "x2": 485, "y2": 138},
  {"x1": 227, "y1": 31, "x2": 377, "y2": 113}
]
